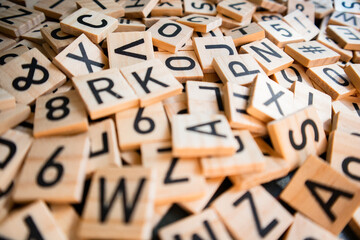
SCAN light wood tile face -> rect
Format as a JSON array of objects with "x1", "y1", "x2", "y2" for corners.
[
  {"x1": 280, "y1": 155, "x2": 360, "y2": 235},
  {"x1": 327, "y1": 25, "x2": 360, "y2": 50},
  {"x1": 78, "y1": 167, "x2": 156, "y2": 240},
  {"x1": 40, "y1": 23, "x2": 76, "y2": 54},
  {"x1": 217, "y1": 0, "x2": 256, "y2": 22},
  {"x1": 124, "y1": 0, "x2": 158, "y2": 18},
  {"x1": 272, "y1": 63, "x2": 314, "y2": 89},
  {"x1": 34, "y1": 0, "x2": 77, "y2": 20},
  {"x1": 177, "y1": 14, "x2": 222, "y2": 33},
  {"x1": 283, "y1": 10, "x2": 320, "y2": 41},
  {"x1": 76, "y1": 0, "x2": 125, "y2": 18},
  {"x1": 183, "y1": 0, "x2": 217, "y2": 16},
  {"x1": 13, "y1": 134, "x2": 89, "y2": 203},
  {"x1": 223, "y1": 22, "x2": 265, "y2": 47}
]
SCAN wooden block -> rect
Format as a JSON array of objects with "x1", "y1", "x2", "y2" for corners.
[
  {"x1": 21, "y1": 21, "x2": 56, "y2": 44},
  {"x1": 120, "y1": 59, "x2": 183, "y2": 107},
  {"x1": 306, "y1": 63, "x2": 356, "y2": 100},
  {"x1": 0, "y1": 47, "x2": 66, "y2": 105},
  {"x1": 78, "y1": 167, "x2": 156, "y2": 240},
  {"x1": 247, "y1": 74, "x2": 294, "y2": 122},
  {"x1": 60, "y1": 8, "x2": 118, "y2": 44},
  {"x1": 162, "y1": 92, "x2": 188, "y2": 122},
  {"x1": 0, "y1": 87, "x2": 14, "y2": 110},
  {"x1": 34, "y1": 0, "x2": 77, "y2": 20},
  {"x1": 317, "y1": 32, "x2": 353, "y2": 62},
  {"x1": 249, "y1": 0, "x2": 287, "y2": 13},
  {"x1": 186, "y1": 81, "x2": 224, "y2": 115},
  {"x1": 287, "y1": 0, "x2": 315, "y2": 22},
  {"x1": 41, "y1": 23, "x2": 76, "y2": 54},
  {"x1": 0, "y1": 0, "x2": 16, "y2": 12},
  {"x1": 216, "y1": 13, "x2": 244, "y2": 29},
  {"x1": 272, "y1": 63, "x2": 314, "y2": 89},
  {"x1": 178, "y1": 177, "x2": 223, "y2": 213},
  {"x1": 151, "y1": 1, "x2": 183, "y2": 17},
  {"x1": 345, "y1": 64, "x2": 360, "y2": 93},
  {"x1": 115, "y1": 102, "x2": 171, "y2": 150},
  {"x1": 213, "y1": 54, "x2": 266, "y2": 86},
  {"x1": 212, "y1": 185, "x2": 293, "y2": 240},
  {"x1": 107, "y1": 31, "x2": 154, "y2": 69},
  {"x1": 87, "y1": 118, "x2": 121, "y2": 176},
  {"x1": 50, "y1": 205, "x2": 80, "y2": 240},
  {"x1": 50, "y1": 80, "x2": 73, "y2": 95},
  {"x1": 124, "y1": 0, "x2": 158, "y2": 18},
  {"x1": 280, "y1": 155, "x2": 360, "y2": 235},
  {"x1": 121, "y1": 150, "x2": 141, "y2": 165},
  {"x1": 172, "y1": 114, "x2": 237, "y2": 158},
  {"x1": 0, "y1": 129, "x2": 32, "y2": 192},
  {"x1": 183, "y1": 0, "x2": 217, "y2": 16},
  {"x1": 0, "y1": 103, "x2": 30, "y2": 135},
  {"x1": 13, "y1": 133, "x2": 89, "y2": 203},
  {"x1": 193, "y1": 36, "x2": 237, "y2": 73},
  {"x1": 0, "y1": 200, "x2": 67, "y2": 239},
  {"x1": 0, "y1": 179, "x2": 15, "y2": 222},
  {"x1": 0, "y1": 5, "x2": 45, "y2": 37},
  {"x1": 230, "y1": 137, "x2": 291, "y2": 190},
  {"x1": 159, "y1": 209, "x2": 232, "y2": 240},
  {"x1": 283, "y1": 9, "x2": 320, "y2": 42},
  {"x1": 11, "y1": 39, "x2": 48, "y2": 57},
  {"x1": 0, "y1": 33, "x2": 16, "y2": 51},
  {"x1": 155, "y1": 51, "x2": 203, "y2": 82},
  {"x1": 284, "y1": 40, "x2": 340, "y2": 68},
  {"x1": 334, "y1": 0, "x2": 360, "y2": 14},
  {"x1": 217, "y1": 0, "x2": 255, "y2": 23},
  {"x1": 72, "y1": 68, "x2": 139, "y2": 119},
  {"x1": 332, "y1": 96, "x2": 360, "y2": 119},
  {"x1": 144, "y1": 16, "x2": 180, "y2": 28},
  {"x1": 201, "y1": 130, "x2": 265, "y2": 178},
  {"x1": 223, "y1": 82, "x2": 267, "y2": 136},
  {"x1": 267, "y1": 106, "x2": 327, "y2": 167},
  {"x1": 329, "y1": 11, "x2": 360, "y2": 31},
  {"x1": 258, "y1": 20, "x2": 304, "y2": 48},
  {"x1": 141, "y1": 141, "x2": 206, "y2": 205},
  {"x1": 177, "y1": 14, "x2": 222, "y2": 33},
  {"x1": 240, "y1": 38, "x2": 294, "y2": 76},
  {"x1": 291, "y1": 81, "x2": 332, "y2": 133},
  {"x1": 252, "y1": 11, "x2": 282, "y2": 23},
  {"x1": 327, "y1": 25, "x2": 360, "y2": 50},
  {"x1": 350, "y1": 207, "x2": 360, "y2": 238},
  {"x1": 33, "y1": 90, "x2": 88, "y2": 138},
  {"x1": 285, "y1": 213, "x2": 339, "y2": 240},
  {"x1": 312, "y1": 0, "x2": 334, "y2": 19},
  {"x1": 53, "y1": 34, "x2": 108, "y2": 78},
  {"x1": 147, "y1": 19, "x2": 193, "y2": 53},
  {"x1": 223, "y1": 22, "x2": 265, "y2": 47},
  {"x1": 332, "y1": 111, "x2": 360, "y2": 135},
  {"x1": 115, "y1": 18, "x2": 146, "y2": 32},
  {"x1": 76, "y1": 0, "x2": 125, "y2": 18}
]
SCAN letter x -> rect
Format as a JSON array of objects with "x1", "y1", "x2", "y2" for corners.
[
  {"x1": 66, "y1": 42, "x2": 105, "y2": 73},
  {"x1": 263, "y1": 82, "x2": 284, "y2": 116}
]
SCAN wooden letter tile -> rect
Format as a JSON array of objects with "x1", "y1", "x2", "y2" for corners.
[
  {"x1": 193, "y1": 36, "x2": 237, "y2": 73},
  {"x1": 87, "y1": 118, "x2": 121, "y2": 176},
  {"x1": 60, "y1": 7, "x2": 118, "y2": 44},
  {"x1": 115, "y1": 18, "x2": 146, "y2": 32},
  {"x1": 223, "y1": 82, "x2": 267, "y2": 136},
  {"x1": 0, "y1": 32, "x2": 16, "y2": 51},
  {"x1": 327, "y1": 24, "x2": 360, "y2": 50},
  {"x1": 201, "y1": 130, "x2": 265, "y2": 178},
  {"x1": 332, "y1": 96, "x2": 360, "y2": 119},
  {"x1": 344, "y1": 63, "x2": 360, "y2": 93},
  {"x1": 0, "y1": 5, "x2": 45, "y2": 37},
  {"x1": 78, "y1": 167, "x2": 156, "y2": 240},
  {"x1": 217, "y1": 0, "x2": 256, "y2": 22},
  {"x1": 0, "y1": 87, "x2": 15, "y2": 111},
  {"x1": 332, "y1": 111, "x2": 360, "y2": 136},
  {"x1": 107, "y1": 31, "x2": 154, "y2": 69},
  {"x1": 267, "y1": 106, "x2": 327, "y2": 167},
  {"x1": 159, "y1": 209, "x2": 232, "y2": 240},
  {"x1": 124, "y1": 0, "x2": 158, "y2": 18},
  {"x1": 186, "y1": 80, "x2": 224, "y2": 115},
  {"x1": 151, "y1": 1, "x2": 183, "y2": 17},
  {"x1": 212, "y1": 185, "x2": 293, "y2": 240},
  {"x1": 76, "y1": 0, "x2": 125, "y2": 18},
  {"x1": 316, "y1": 31, "x2": 353, "y2": 62},
  {"x1": 213, "y1": 54, "x2": 266, "y2": 86},
  {"x1": 34, "y1": 0, "x2": 77, "y2": 20},
  {"x1": 329, "y1": 11, "x2": 360, "y2": 31},
  {"x1": 0, "y1": 200, "x2": 67, "y2": 239},
  {"x1": 0, "y1": 104, "x2": 30, "y2": 135},
  {"x1": 177, "y1": 14, "x2": 222, "y2": 33},
  {"x1": 0, "y1": 48, "x2": 66, "y2": 105},
  {"x1": 258, "y1": 19, "x2": 304, "y2": 48},
  {"x1": 21, "y1": 21, "x2": 56, "y2": 45},
  {"x1": 306, "y1": 63, "x2": 356, "y2": 100},
  {"x1": 53, "y1": 34, "x2": 109, "y2": 78},
  {"x1": 248, "y1": 0, "x2": 287, "y2": 13},
  {"x1": 33, "y1": 90, "x2": 89, "y2": 138},
  {"x1": 115, "y1": 102, "x2": 170, "y2": 150},
  {"x1": 280, "y1": 155, "x2": 360, "y2": 235},
  {"x1": 172, "y1": 114, "x2": 237, "y2": 158},
  {"x1": 155, "y1": 51, "x2": 203, "y2": 82},
  {"x1": 72, "y1": 68, "x2": 139, "y2": 119},
  {"x1": 120, "y1": 59, "x2": 183, "y2": 107},
  {"x1": 247, "y1": 74, "x2": 295, "y2": 122},
  {"x1": 162, "y1": 92, "x2": 188, "y2": 122},
  {"x1": 240, "y1": 38, "x2": 294, "y2": 76},
  {"x1": 183, "y1": 0, "x2": 217, "y2": 16},
  {"x1": 0, "y1": 129, "x2": 32, "y2": 192},
  {"x1": 223, "y1": 22, "x2": 265, "y2": 47},
  {"x1": 313, "y1": 0, "x2": 334, "y2": 19},
  {"x1": 287, "y1": 0, "x2": 315, "y2": 22},
  {"x1": 272, "y1": 63, "x2": 314, "y2": 89},
  {"x1": 13, "y1": 134, "x2": 89, "y2": 203},
  {"x1": 41, "y1": 23, "x2": 76, "y2": 54},
  {"x1": 252, "y1": 11, "x2": 283, "y2": 23},
  {"x1": 147, "y1": 19, "x2": 193, "y2": 53}
]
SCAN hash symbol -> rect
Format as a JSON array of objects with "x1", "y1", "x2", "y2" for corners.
[{"x1": 298, "y1": 46, "x2": 326, "y2": 54}]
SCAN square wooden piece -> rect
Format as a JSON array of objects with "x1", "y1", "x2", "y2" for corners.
[
  {"x1": 41, "y1": 23, "x2": 76, "y2": 54},
  {"x1": 223, "y1": 22, "x2": 265, "y2": 47}
]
